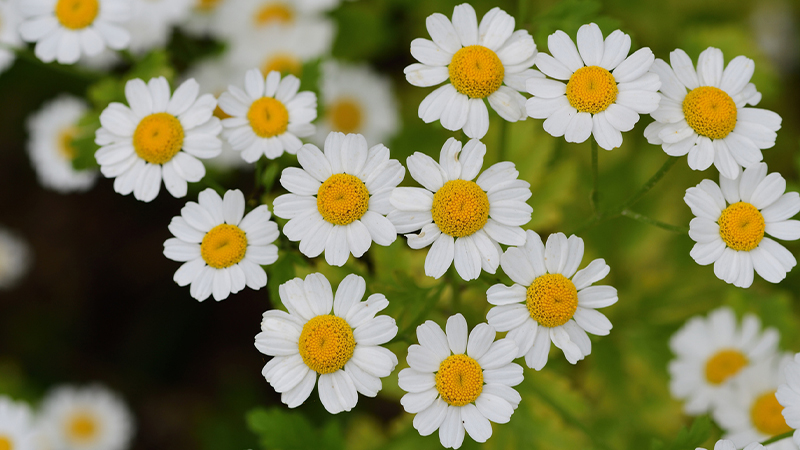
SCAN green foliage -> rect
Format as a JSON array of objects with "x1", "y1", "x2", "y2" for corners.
[
  {"x1": 533, "y1": 0, "x2": 621, "y2": 46},
  {"x1": 70, "y1": 111, "x2": 102, "y2": 171},
  {"x1": 651, "y1": 416, "x2": 713, "y2": 450},
  {"x1": 247, "y1": 407, "x2": 345, "y2": 450}
]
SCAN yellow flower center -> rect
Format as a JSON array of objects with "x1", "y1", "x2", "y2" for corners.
[
  {"x1": 58, "y1": 127, "x2": 78, "y2": 161},
  {"x1": 751, "y1": 391, "x2": 792, "y2": 436},
  {"x1": 254, "y1": 2, "x2": 293, "y2": 26},
  {"x1": 704, "y1": 349, "x2": 748, "y2": 384},
  {"x1": 448, "y1": 45, "x2": 504, "y2": 99},
  {"x1": 0, "y1": 435, "x2": 12, "y2": 450},
  {"x1": 55, "y1": 0, "x2": 99, "y2": 30},
  {"x1": 316, "y1": 173, "x2": 370, "y2": 226},
  {"x1": 132, "y1": 113, "x2": 185, "y2": 165},
  {"x1": 718, "y1": 202, "x2": 765, "y2": 252},
  {"x1": 431, "y1": 180, "x2": 489, "y2": 238},
  {"x1": 682, "y1": 86, "x2": 738, "y2": 140},
  {"x1": 526, "y1": 273, "x2": 578, "y2": 328},
  {"x1": 435, "y1": 354, "x2": 484, "y2": 406},
  {"x1": 327, "y1": 98, "x2": 363, "y2": 134},
  {"x1": 196, "y1": 0, "x2": 222, "y2": 12},
  {"x1": 200, "y1": 224, "x2": 248, "y2": 269},
  {"x1": 298, "y1": 315, "x2": 355, "y2": 374},
  {"x1": 566, "y1": 66, "x2": 618, "y2": 114},
  {"x1": 66, "y1": 412, "x2": 98, "y2": 442},
  {"x1": 262, "y1": 53, "x2": 303, "y2": 77},
  {"x1": 247, "y1": 97, "x2": 289, "y2": 138}
]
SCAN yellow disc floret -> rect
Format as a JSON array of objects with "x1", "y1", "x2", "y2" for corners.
[
  {"x1": 435, "y1": 354, "x2": 484, "y2": 406},
  {"x1": 431, "y1": 180, "x2": 489, "y2": 238},
  {"x1": 328, "y1": 99, "x2": 363, "y2": 134},
  {"x1": 298, "y1": 315, "x2": 355, "y2": 374},
  {"x1": 526, "y1": 273, "x2": 579, "y2": 328},
  {"x1": 197, "y1": 0, "x2": 222, "y2": 11},
  {"x1": 448, "y1": 45, "x2": 504, "y2": 99},
  {"x1": 566, "y1": 66, "x2": 618, "y2": 114},
  {"x1": 247, "y1": 97, "x2": 289, "y2": 138},
  {"x1": 683, "y1": 86, "x2": 738, "y2": 140},
  {"x1": 66, "y1": 412, "x2": 98, "y2": 442},
  {"x1": 55, "y1": 0, "x2": 99, "y2": 30},
  {"x1": 0, "y1": 435, "x2": 12, "y2": 450},
  {"x1": 316, "y1": 174, "x2": 370, "y2": 226},
  {"x1": 718, "y1": 202, "x2": 765, "y2": 252},
  {"x1": 133, "y1": 113, "x2": 185, "y2": 165},
  {"x1": 58, "y1": 127, "x2": 78, "y2": 161},
  {"x1": 262, "y1": 53, "x2": 303, "y2": 77},
  {"x1": 751, "y1": 391, "x2": 792, "y2": 436},
  {"x1": 704, "y1": 349, "x2": 748, "y2": 384},
  {"x1": 254, "y1": 2, "x2": 293, "y2": 26},
  {"x1": 201, "y1": 224, "x2": 248, "y2": 269}
]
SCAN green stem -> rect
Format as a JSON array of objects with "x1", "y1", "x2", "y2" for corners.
[
  {"x1": 591, "y1": 138, "x2": 599, "y2": 214},
  {"x1": 620, "y1": 209, "x2": 689, "y2": 234},
  {"x1": 389, "y1": 284, "x2": 445, "y2": 344},
  {"x1": 517, "y1": 0, "x2": 530, "y2": 27},
  {"x1": 497, "y1": 118, "x2": 508, "y2": 162},
  {"x1": 527, "y1": 382, "x2": 612, "y2": 450},
  {"x1": 202, "y1": 177, "x2": 225, "y2": 195},
  {"x1": 761, "y1": 431, "x2": 793, "y2": 445},
  {"x1": 0, "y1": 43, "x2": 102, "y2": 82}
]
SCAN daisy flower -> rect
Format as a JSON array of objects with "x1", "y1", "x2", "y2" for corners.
[
  {"x1": 164, "y1": 188, "x2": 279, "y2": 302},
  {"x1": 669, "y1": 307, "x2": 779, "y2": 415},
  {"x1": 273, "y1": 132, "x2": 403, "y2": 267},
  {"x1": 398, "y1": 313, "x2": 522, "y2": 449},
  {"x1": 26, "y1": 95, "x2": 97, "y2": 193},
  {"x1": 215, "y1": 0, "x2": 336, "y2": 40},
  {"x1": 218, "y1": 68, "x2": 317, "y2": 162},
  {"x1": 17, "y1": 0, "x2": 131, "y2": 65},
  {"x1": 701, "y1": 440, "x2": 765, "y2": 450},
  {"x1": 486, "y1": 230, "x2": 616, "y2": 369},
  {"x1": 526, "y1": 23, "x2": 660, "y2": 150},
  {"x1": 388, "y1": 138, "x2": 532, "y2": 281},
  {"x1": 39, "y1": 384, "x2": 134, "y2": 450},
  {"x1": 404, "y1": 3, "x2": 537, "y2": 139},
  {"x1": 125, "y1": 0, "x2": 193, "y2": 55},
  {"x1": 181, "y1": 0, "x2": 226, "y2": 37},
  {"x1": 0, "y1": 227, "x2": 32, "y2": 290},
  {"x1": 0, "y1": 1, "x2": 23, "y2": 74},
  {"x1": 255, "y1": 272, "x2": 398, "y2": 413},
  {"x1": 645, "y1": 47, "x2": 783, "y2": 179},
  {"x1": 0, "y1": 396, "x2": 35, "y2": 450},
  {"x1": 684, "y1": 162, "x2": 799, "y2": 288},
  {"x1": 94, "y1": 77, "x2": 222, "y2": 202},
  {"x1": 777, "y1": 353, "x2": 800, "y2": 447}
]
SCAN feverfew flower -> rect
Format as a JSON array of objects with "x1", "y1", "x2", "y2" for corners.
[
  {"x1": 255, "y1": 273, "x2": 398, "y2": 413},
  {"x1": 125, "y1": 0, "x2": 193, "y2": 55},
  {"x1": 777, "y1": 353, "x2": 800, "y2": 447},
  {"x1": 215, "y1": 0, "x2": 337, "y2": 41},
  {"x1": 0, "y1": 396, "x2": 35, "y2": 450},
  {"x1": 0, "y1": 227, "x2": 32, "y2": 290},
  {"x1": 182, "y1": 0, "x2": 227, "y2": 37},
  {"x1": 405, "y1": 3, "x2": 537, "y2": 139},
  {"x1": 684, "y1": 163, "x2": 799, "y2": 288},
  {"x1": 701, "y1": 440, "x2": 765, "y2": 450},
  {"x1": 645, "y1": 47, "x2": 782, "y2": 179},
  {"x1": 526, "y1": 23, "x2": 660, "y2": 150},
  {"x1": 0, "y1": 1, "x2": 23, "y2": 74}
]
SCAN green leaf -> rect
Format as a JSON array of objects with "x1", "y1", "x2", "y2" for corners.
[
  {"x1": 70, "y1": 111, "x2": 101, "y2": 171},
  {"x1": 653, "y1": 416, "x2": 712, "y2": 450},
  {"x1": 246, "y1": 407, "x2": 344, "y2": 450}
]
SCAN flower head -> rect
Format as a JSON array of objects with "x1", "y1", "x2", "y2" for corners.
[
  {"x1": 0, "y1": 396, "x2": 35, "y2": 450},
  {"x1": 776, "y1": 353, "x2": 800, "y2": 448}
]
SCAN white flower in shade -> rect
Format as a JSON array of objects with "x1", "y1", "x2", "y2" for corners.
[
  {"x1": 39, "y1": 385, "x2": 134, "y2": 450},
  {"x1": 273, "y1": 132, "x2": 403, "y2": 266},
  {"x1": 388, "y1": 138, "x2": 532, "y2": 281},
  {"x1": 94, "y1": 77, "x2": 222, "y2": 202},
  {"x1": 398, "y1": 314, "x2": 522, "y2": 449},
  {"x1": 701, "y1": 440, "x2": 766, "y2": 450},
  {"x1": 486, "y1": 231, "x2": 616, "y2": 369},
  {"x1": 0, "y1": 1, "x2": 23, "y2": 74},
  {"x1": 181, "y1": 0, "x2": 226, "y2": 37},
  {"x1": 215, "y1": 0, "x2": 336, "y2": 40},
  {"x1": 777, "y1": 353, "x2": 800, "y2": 447},
  {"x1": 26, "y1": 95, "x2": 97, "y2": 193},
  {"x1": 684, "y1": 162, "x2": 800, "y2": 288},
  {"x1": 218, "y1": 68, "x2": 316, "y2": 162},
  {"x1": 645, "y1": 47, "x2": 782, "y2": 179},
  {"x1": 164, "y1": 188, "x2": 279, "y2": 302},
  {"x1": 526, "y1": 23, "x2": 660, "y2": 150},
  {"x1": 669, "y1": 307, "x2": 779, "y2": 415},
  {"x1": 0, "y1": 227, "x2": 32, "y2": 290},
  {"x1": 255, "y1": 272, "x2": 398, "y2": 413},
  {"x1": 17, "y1": 0, "x2": 130, "y2": 65},
  {"x1": 405, "y1": 4, "x2": 537, "y2": 139},
  {"x1": 0, "y1": 396, "x2": 36, "y2": 450},
  {"x1": 125, "y1": 0, "x2": 193, "y2": 55},
  {"x1": 313, "y1": 60, "x2": 399, "y2": 148}
]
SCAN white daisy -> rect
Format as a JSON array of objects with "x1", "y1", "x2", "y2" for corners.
[
  {"x1": 684, "y1": 162, "x2": 800, "y2": 288},
  {"x1": 17, "y1": 0, "x2": 131, "y2": 65},
  {"x1": 215, "y1": 0, "x2": 336, "y2": 41},
  {"x1": 255, "y1": 272, "x2": 398, "y2": 413},
  {"x1": 164, "y1": 188, "x2": 279, "y2": 302},
  {"x1": 777, "y1": 353, "x2": 800, "y2": 447},
  {"x1": 0, "y1": 396, "x2": 36, "y2": 450},
  {"x1": 525, "y1": 22, "x2": 660, "y2": 150},
  {"x1": 181, "y1": 0, "x2": 226, "y2": 37},
  {"x1": 0, "y1": 0, "x2": 23, "y2": 74},
  {"x1": 701, "y1": 440, "x2": 766, "y2": 450},
  {"x1": 94, "y1": 76, "x2": 222, "y2": 202},
  {"x1": 669, "y1": 307, "x2": 779, "y2": 415},
  {"x1": 273, "y1": 132, "x2": 403, "y2": 267},
  {"x1": 218, "y1": 68, "x2": 317, "y2": 162},
  {"x1": 404, "y1": 3, "x2": 537, "y2": 139},
  {"x1": 0, "y1": 227, "x2": 32, "y2": 290},
  {"x1": 26, "y1": 95, "x2": 97, "y2": 193},
  {"x1": 125, "y1": 0, "x2": 193, "y2": 55},
  {"x1": 398, "y1": 313, "x2": 522, "y2": 449},
  {"x1": 486, "y1": 230, "x2": 616, "y2": 369},
  {"x1": 39, "y1": 384, "x2": 134, "y2": 450},
  {"x1": 645, "y1": 47, "x2": 783, "y2": 179},
  {"x1": 388, "y1": 138, "x2": 532, "y2": 281}
]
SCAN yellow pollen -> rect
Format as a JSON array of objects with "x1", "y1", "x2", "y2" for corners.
[
  {"x1": 328, "y1": 98, "x2": 363, "y2": 134},
  {"x1": 247, "y1": 97, "x2": 289, "y2": 138},
  {"x1": 431, "y1": 180, "x2": 489, "y2": 238},
  {"x1": 527, "y1": 273, "x2": 578, "y2": 328},
  {"x1": 55, "y1": 0, "x2": 99, "y2": 30},
  {"x1": 254, "y1": 3, "x2": 293, "y2": 26},
  {"x1": 316, "y1": 173, "x2": 370, "y2": 226},
  {"x1": 751, "y1": 391, "x2": 792, "y2": 436},
  {"x1": 196, "y1": 0, "x2": 222, "y2": 11},
  {"x1": 704, "y1": 349, "x2": 748, "y2": 384},
  {"x1": 133, "y1": 113, "x2": 184, "y2": 165},
  {"x1": 262, "y1": 53, "x2": 303, "y2": 77},
  {"x1": 435, "y1": 354, "x2": 484, "y2": 406},
  {"x1": 566, "y1": 66, "x2": 618, "y2": 114},
  {"x1": 448, "y1": 45, "x2": 504, "y2": 99},
  {"x1": 0, "y1": 435, "x2": 12, "y2": 450},
  {"x1": 718, "y1": 202, "x2": 765, "y2": 252},
  {"x1": 66, "y1": 412, "x2": 98, "y2": 442},
  {"x1": 200, "y1": 224, "x2": 248, "y2": 269},
  {"x1": 683, "y1": 86, "x2": 738, "y2": 140},
  {"x1": 298, "y1": 315, "x2": 355, "y2": 374},
  {"x1": 57, "y1": 127, "x2": 78, "y2": 161}
]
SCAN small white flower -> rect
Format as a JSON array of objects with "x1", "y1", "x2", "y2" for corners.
[
  {"x1": 0, "y1": 1, "x2": 23, "y2": 74},
  {"x1": 684, "y1": 162, "x2": 799, "y2": 288},
  {"x1": 398, "y1": 313, "x2": 522, "y2": 449},
  {"x1": 255, "y1": 272, "x2": 399, "y2": 413},
  {"x1": 0, "y1": 227, "x2": 32, "y2": 290},
  {"x1": 645, "y1": 47, "x2": 782, "y2": 179},
  {"x1": 94, "y1": 77, "x2": 222, "y2": 202},
  {"x1": 700, "y1": 440, "x2": 766, "y2": 450},
  {"x1": 181, "y1": 0, "x2": 226, "y2": 37},
  {"x1": 125, "y1": 0, "x2": 194, "y2": 55},
  {"x1": 0, "y1": 396, "x2": 36, "y2": 450},
  {"x1": 777, "y1": 353, "x2": 800, "y2": 447},
  {"x1": 164, "y1": 188, "x2": 279, "y2": 302}
]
